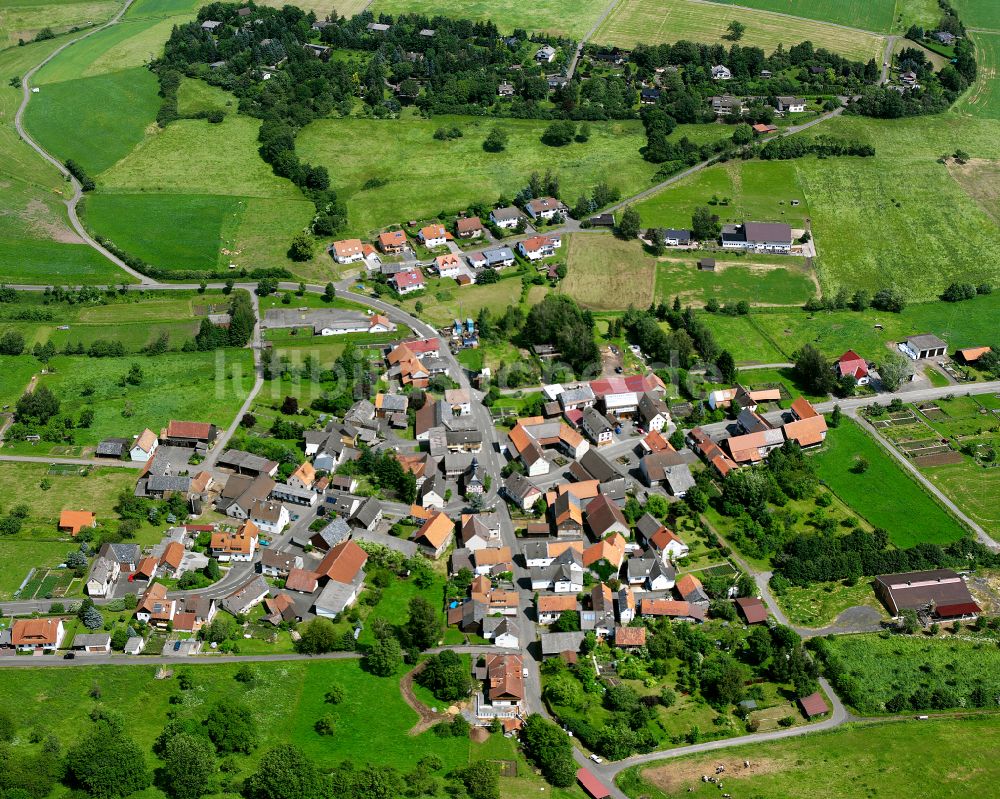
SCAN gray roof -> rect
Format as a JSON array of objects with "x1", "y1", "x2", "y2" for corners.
[
  {"x1": 491, "y1": 206, "x2": 520, "y2": 222},
  {"x1": 661, "y1": 228, "x2": 690, "y2": 241},
  {"x1": 272, "y1": 483, "x2": 316, "y2": 501},
  {"x1": 87, "y1": 557, "x2": 114, "y2": 586},
  {"x1": 627, "y1": 557, "x2": 655, "y2": 582},
  {"x1": 352, "y1": 497, "x2": 382, "y2": 528},
  {"x1": 541, "y1": 631, "x2": 585, "y2": 656},
  {"x1": 906, "y1": 333, "x2": 947, "y2": 351},
  {"x1": 216, "y1": 449, "x2": 276, "y2": 474},
  {"x1": 446, "y1": 429, "x2": 483, "y2": 446},
  {"x1": 314, "y1": 579, "x2": 360, "y2": 615},
  {"x1": 223, "y1": 576, "x2": 269, "y2": 614},
  {"x1": 73, "y1": 633, "x2": 111, "y2": 648},
  {"x1": 648, "y1": 559, "x2": 676, "y2": 587},
  {"x1": 560, "y1": 386, "x2": 595, "y2": 407},
  {"x1": 522, "y1": 541, "x2": 549, "y2": 562},
  {"x1": 578, "y1": 448, "x2": 618, "y2": 483},
  {"x1": 635, "y1": 513, "x2": 663, "y2": 540},
  {"x1": 379, "y1": 393, "x2": 408, "y2": 412},
  {"x1": 101, "y1": 542, "x2": 141, "y2": 565},
  {"x1": 314, "y1": 517, "x2": 351, "y2": 548},
  {"x1": 504, "y1": 472, "x2": 540, "y2": 502},
  {"x1": 147, "y1": 475, "x2": 191, "y2": 493},
  {"x1": 96, "y1": 438, "x2": 128, "y2": 456},
  {"x1": 583, "y1": 405, "x2": 612, "y2": 432},
  {"x1": 483, "y1": 615, "x2": 519, "y2": 640},
  {"x1": 484, "y1": 247, "x2": 515, "y2": 265}
]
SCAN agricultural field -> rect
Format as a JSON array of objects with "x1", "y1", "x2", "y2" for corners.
[
  {"x1": 924, "y1": 461, "x2": 1000, "y2": 540},
  {"x1": 0, "y1": 0, "x2": 118, "y2": 49},
  {"x1": 654, "y1": 257, "x2": 815, "y2": 308},
  {"x1": 701, "y1": 0, "x2": 895, "y2": 31},
  {"x1": 618, "y1": 717, "x2": 1000, "y2": 799},
  {"x1": 0, "y1": 539, "x2": 75, "y2": 599},
  {"x1": 960, "y1": 32, "x2": 1000, "y2": 119},
  {"x1": 593, "y1": 0, "x2": 886, "y2": 62},
  {"x1": 953, "y1": 0, "x2": 1000, "y2": 30},
  {"x1": 811, "y1": 417, "x2": 968, "y2": 548},
  {"x1": 296, "y1": 113, "x2": 665, "y2": 236},
  {"x1": 1, "y1": 349, "x2": 256, "y2": 455},
  {"x1": 813, "y1": 632, "x2": 1000, "y2": 714},
  {"x1": 368, "y1": 0, "x2": 609, "y2": 38}
]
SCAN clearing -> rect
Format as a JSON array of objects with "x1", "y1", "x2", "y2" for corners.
[{"x1": 593, "y1": 0, "x2": 886, "y2": 62}]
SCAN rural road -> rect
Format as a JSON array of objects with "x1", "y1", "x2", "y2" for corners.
[
  {"x1": 14, "y1": 0, "x2": 153, "y2": 285},
  {"x1": 0, "y1": 455, "x2": 143, "y2": 468},
  {"x1": 880, "y1": 35, "x2": 898, "y2": 84},
  {"x1": 565, "y1": 0, "x2": 623, "y2": 79}
]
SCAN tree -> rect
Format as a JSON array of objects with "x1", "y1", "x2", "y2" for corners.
[
  {"x1": 0, "y1": 329, "x2": 25, "y2": 355},
  {"x1": 405, "y1": 596, "x2": 441, "y2": 650},
  {"x1": 700, "y1": 652, "x2": 749, "y2": 707},
  {"x1": 160, "y1": 732, "x2": 216, "y2": 799},
  {"x1": 78, "y1": 597, "x2": 103, "y2": 629},
  {"x1": 457, "y1": 761, "x2": 500, "y2": 799},
  {"x1": 314, "y1": 715, "x2": 336, "y2": 735},
  {"x1": 483, "y1": 127, "x2": 508, "y2": 152},
  {"x1": 295, "y1": 617, "x2": 340, "y2": 654},
  {"x1": 364, "y1": 634, "x2": 403, "y2": 676},
  {"x1": 851, "y1": 456, "x2": 870, "y2": 474},
  {"x1": 541, "y1": 120, "x2": 575, "y2": 147},
  {"x1": 15, "y1": 384, "x2": 59, "y2": 424},
  {"x1": 725, "y1": 20, "x2": 745, "y2": 40},
  {"x1": 65, "y1": 717, "x2": 151, "y2": 799},
  {"x1": 830, "y1": 404, "x2": 842, "y2": 428},
  {"x1": 550, "y1": 610, "x2": 581, "y2": 632},
  {"x1": 324, "y1": 685, "x2": 345, "y2": 705},
  {"x1": 732, "y1": 123, "x2": 753, "y2": 145},
  {"x1": 691, "y1": 206, "x2": 720, "y2": 242},
  {"x1": 203, "y1": 557, "x2": 221, "y2": 581},
  {"x1": 716, "y1": 350, "x2": 737, "y2": 383},
  {"x1": 877, "y1": 352, "x2": 912, "y2": 391},
  {"x1": 521, "y1": 715, "x2": 576, "y2": 787},
  {"x1": 323, "y1": 282, "x2": 336, "y2": 302},
  {"x1": 204, "y1": 701, "x2": 257, "y2": 754},
  {"x1": 793, "y1": 344, "x2": 835, "y2": 396},
  {"x1": 416, "y1": 650, "x2": 472, "y2": 701},
  {"x1": 615, "y1": 206, "x2": 641, "y2": 240},
  {"x1": 288, "y1": 233, "x2": 314, "y2": 262},
  {"x1": 871, "y1": 287, "x2": 906, "y2": 312},
  {"x1": 242, "y1": 745, "x2": 328, "y2": 799}
]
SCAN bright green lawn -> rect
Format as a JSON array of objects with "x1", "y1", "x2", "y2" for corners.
[
  {"x1": 398, "y1": 274, "x2": 527, "y2": 327},
  {"x1": 654, "y1": 257, "x2": 815, "y2": 308},
  {"x1": 176, "y1": 76, "x2": 233, "y2": 116},
  {"x1": 811, "y1": 417, "x2": 968, "y2": 547},
  {"x1": 775, "y1": 578, "x2": 886, "y2": 628},
  {"x1": 593, "y1": 0, "x2": 886, "y2": 61},
  {"x1": 0, "y1": 539, "x2": 76, "y2": 599},
  {"x1": 695, "y1": 315, "x2": 786, "y2": 365},
  {"x1": 923, "y1": 460, "x2": 1000, "y2": 540},
  {"x1": 297, "y1": 113, "x2": 662, "y2": 235},
  {"x1": 358, "y1": 572, "x2": 450, "y2": 647},
  {"x1": 619, "y1": 717, "x2": 1000, "y2": 799},
  {"x1": 701, "y1": 0, "x2": 895, "y2": 31},
  {"x1": 367, "y1": 0, "x2": 609, "y2": 38}
]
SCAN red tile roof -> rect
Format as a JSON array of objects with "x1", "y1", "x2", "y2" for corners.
[
  {"x1": 166, "y1": 420, "x2": 213, "y2": 440},
  {"x1": 799, "y1": 691, "x2": 829, "y2": 717},
  {"x1": 316, "y1": 540, "x2": 368, "y2": 584}
]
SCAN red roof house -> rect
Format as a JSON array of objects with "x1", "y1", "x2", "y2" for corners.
[{"x1": 836, "y1": 350, "x2": 868, "y2": 382}]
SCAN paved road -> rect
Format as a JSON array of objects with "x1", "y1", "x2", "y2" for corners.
[
  {"x1": 566, "y1": 0, "x2": 623, "y2": 79},
  {"x1": 880, "y1": 35, "x2": 898, "y2": 84},
  {"x1": 14, "y1": 0, "x2": 153, "y2": 285}
]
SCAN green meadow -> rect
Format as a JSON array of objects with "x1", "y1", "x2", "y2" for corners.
[
  {"x1": 953, "y1": 0, "x2": 1000, "y2": 30},
  {"x1": 960, "y1": 32, "x2": 1000, "y2": 119},
  {"x1": 700, "y1": 0, "x2": 895, "y2": 31},
  {"x1": 0, "y1": 0, "x2": 118, "y2": 49}
]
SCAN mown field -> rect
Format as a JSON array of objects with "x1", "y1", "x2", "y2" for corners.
[
  {"x1": 947, "y1": 158, "x2": 1000, "y2": 223},
  {"x1": 368, "y1": 0, "x2": 609, "y2": 38},
  {"x1": 811, "y1": 417, "x2": 968, "y2": 548},
  {"x1": 702, "y1": 0, "x2": 894, "y2": 31},
  {"x1": 618, "y1": 717, "x2": 1000, "y2": 799},
  {"x1": 953, "y1": 0, "x2": 1000, "y2": 30},
  {"x1": 593, "y1": 0, "x2": 886, "y2": 61},
  {"x1": 297, "y1": 113, "x2": 663, "y2": 236},
  {"x1": 0, "y1": 0, "x2": 117, "y2": 49},
  {"x1": 923, "y1": 461, "x2": 1000, "y2": 540},
  {"x1": 694, "y1": 314, "x2": 786, "y2": 364},
  {"x1": 960, "y1": 32, "x2": 1000, "y2": 119},
  {"x1": 398, "y1": 273, "x2": 528, "y2": 327}
]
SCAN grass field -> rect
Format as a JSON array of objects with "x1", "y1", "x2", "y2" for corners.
[
  {"x1": 619, "y1": 717, "x2": 1000, "y2": 799},
  {"x1": 0, "y1": 0, "x2": 118, "y2": 49},
  {"x1": 398, "y1": 274, "x2": 528, "y2": 327},
  {"x1": 811, "y1": 417, "x2": 968, "y2": 547},
  {"x1": 696, "y1": 314, "x2": 786, "y2": 364},
  {"x1": 701, "y1": 0, "x2": 894, "y2": 31},
  {"x1": 923, "y1": 461, "x2": 1000, "y2": 540},
  {"x1": 593, "y1": 0, "x2": 886, "y2": 61},
  {"x1": 953, "y1": 0, "x2": 1000, "y2": 30},
  {"x1": 0, "y1": 539, "x2": 75, "y2": 599},
  {"x1": 175, "y1": 76, "x2": 232, "y2": 116},
  {"x1": 367, "y1": 0, "x2": 610, "y2": 38},
  {"x1": 776, "y1": 578, "x2": 887, "y2": 628},
  {"x1": 816, "y1": 633, "x2": 1000, "y2": 714},
  {"x1": 562, "y1": 233, "x2": 656, "y2": 311},
  {"x1": 297, "y1": 113, "x2": 664, "y2": 235},
  {"x1": 960, "y1": 32, "x2": 1000, "y2": 119},
  {"x1": 654, "y1": 256, "x2": 816, "y2": 308},
  {"x1": 947, "y1": 158, "x2": 1000, "y2": 223},
  {"x1": 0, "y1": 461, "x2": 134, "y2": 529}
]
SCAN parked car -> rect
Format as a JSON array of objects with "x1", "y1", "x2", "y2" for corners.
[
  {"x1": 63, "y1": 652, "x2": 75, "y2": 659},
  {"x1": 589, "y1": 754, "x2": 603, "y2": 764}
]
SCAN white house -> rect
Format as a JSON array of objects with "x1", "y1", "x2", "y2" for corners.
[
  {"x1": 721, "y1": 221, "x2": 792, "y2": 254},
  {"x1": 11, "y1": 618, "x2": 65, "y2": 651},
  {"x1": 776, "y1": 96, "x2": 806, "y2": 113},
  {"x1": 490, "y1": 206, "x2": 521, "y2": 229},
  {"x1": 418, "y1": 223, "x2": 448, "y2": 248},
  {"x1": 518, "y1": 234, "x2": 561, "y2": 261},
  {"x1": 535, "y1": 45, "x2": 556, "y2": 63},
  {"x1": 331, "y1": 239, "x2": 365, "y2": 264},
  {"x1": 86, "y1": 556, "x2": 120, "y2": 598},
  {"x1": 525, "y1": 197, "x2": 563, "y2": 221},
  {"x1": 711, "y1": 64, "x2": 732, "y2": 80},
  {"x1": 582, "y1": 406, "x2": 614, "y2": 447},
  {"x1": 436, "y1": 253, "x2": 463, "y2": 279},
  {"x1": 130, "y1": 429, "x2": 158, "y2": 462},
  {"x1": 392, "y1": 270, "x2": 426, "y2": 294},
  {"x1": 638, "y1": 393, "x2": 671, "y2": 433},
  {"x1": 248, "y1": 498, "x2": 290, "y2": 535}
]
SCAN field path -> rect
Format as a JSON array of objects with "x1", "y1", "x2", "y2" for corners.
[
  {"x1": 399, "y1": 661, "x2": 453, "y2": 734},
  {"x1": 14, "y1": 0, "x2": 154, "y2": 286},
  {"x1": 880, "y1": 35, "x2": 898, "y2": 84},
  {"x1": 567, "y1": 0, "x2": 625, "y2": 79}
]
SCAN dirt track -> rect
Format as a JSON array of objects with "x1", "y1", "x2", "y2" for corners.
[{"x1": 400, "y1": 662, "x2": 454, "y2": 735}]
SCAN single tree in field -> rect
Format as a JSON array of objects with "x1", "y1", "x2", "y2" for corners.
[
  {"x1": 731, "y1": 122, "x2": 753, "y2": 145},
  {"x1": 405, "y1": 596, "x2": 441, "y2": 650},
  {"x1": 160, "y1": 732, "x2": 216, "y2": 799},
  {"x1": 483, "y1": 127, "x2": 508, "y2": 152},
  {"x1": 725, "y1": 20, "x2": 745, "y2": 41}
]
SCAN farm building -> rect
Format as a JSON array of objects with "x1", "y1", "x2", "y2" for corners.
[
  {"x1": 721, "y1": 221, "x2": 793, "y2": 254},
  {"x1": 899, "y1": 334, "x2": 947, "y2": 360},
  {"x1": 873, "y1": 569, "x2": 981, "y2": 619}
]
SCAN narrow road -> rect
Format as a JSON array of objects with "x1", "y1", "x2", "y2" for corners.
[
  {"x1": 0, "y1": 455, "x2": 143, "y2": 468},
  {"x1": 14, "y1": 0, "x2": 154, "y2": 286},
  {"x1": 880, "y1": 35, "x2": 898, "y2": 84},
  {"x1": 566, "y1": 0, "x2": 623, "y2": 79}
]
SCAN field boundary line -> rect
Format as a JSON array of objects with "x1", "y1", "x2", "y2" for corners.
[{"x1": 744, "y1": 312, "x2": 792, "y2": 360}]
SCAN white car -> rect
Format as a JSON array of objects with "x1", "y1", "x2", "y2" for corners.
[{"x1": 589, "y1": 754, "x2": 603, "y2": 764}]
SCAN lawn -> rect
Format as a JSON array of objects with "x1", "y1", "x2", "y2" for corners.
[
  {"x1": 775, "y1": 578, "x2": 887, "y2": 628},
  {"x1": 296, "y1": 113, "x2": 662, "y2": 235},
  {"x1": 947, "y1": 157, "x2": 1000, "y2": 224},
  {"x1": 815, "y1": 633, "x2": 1000, "y2": 714},
  {"x1": 811, "y1": 418, "x2": 969, "y2": 548},
  {"x1": 593, "y1": 0, "x2": 886, "y2": 61},
  {"x1": 367, "y1": 0, "x2": 610, "y2": 38},
  {"x1": 175, "y1": 76, "x2": 233, "y2": 116},
  {"x1": 923, "y1": 460, "x2": 1000, "y2": 540},
  {"x1": 0, "y1": 539, "x2": 78, "y2": 599},
  {"x1": 960, "y1": 32, "x2": 1000, "y2": 119},
  {"x1": 398, "y1": 274, "x2": 527, "y2": 327},
  {"x1": 618, "y1": 717, "x2": 1000, "y2": 799},
  {"x1": 2, "y1": 349, "x2": 255, "y2": 455},
  {"x1": 654, "y1": 258, "x2": 815, "y2": 308},
  {"x1": 357, "y1": 571, "x2": 450, "y2": 647},
  {"x1": 700, "y1": 0, "x2": 895, "y2": 31}
]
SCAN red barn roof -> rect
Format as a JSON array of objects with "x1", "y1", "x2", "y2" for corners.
[{"x1": 577, "y1": 768, "x2": 611, "y2": 799}]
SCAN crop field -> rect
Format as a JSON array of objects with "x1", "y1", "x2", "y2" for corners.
[
  {"x1": 367, "y1": 0, "x2": 610, "y2": 38},
  {"x1": 0, "y1": 0, "x2": 118, "y2": 49},
  {"x1": 924, "y1": 461, "x2": 1000, "y2": 539},
  {"x1": 811, "y1": 418, "x2": 968, "y2": 547},
  {"x1": 700, "y1": 0, "x2": 895, "y2": 31},
  {"x1": 816, "y1": 633, "x2": 1000, "y2": 714},
  {"x1": 960, "y1": 32, "x2": 1000, "y2": 119},
  {"x1": 297, "y1": 113, "x2": 663, "y2": 235},
  {"x1": 2, "y1": 349, "x2": 255, "y2": 455},
  {"x1": 953, "y1": 0, "x2": 1000, "y2": 30},
  {"x1": 619, "y1": 717, "x2": 1000, "y2": 799},
  {"x1": 634, "y1": 159, "x2": 811, "y2": 231},
  {"x1": 593, "y1": 0, "x2": 886, "y2": 62}
]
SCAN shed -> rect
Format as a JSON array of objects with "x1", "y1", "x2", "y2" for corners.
[
  {"x1": 735, "y1": 596, "x2": 768, "y2": 624},
  {"x1": 577, "y1": 768, "x2": 611, "y2": 799},
  {"x1": 698, "y1": 258, "x2": 716, "y2": 271},
  {"x1": 798, "y1": 691, "x2": 829, "y2": 718}
]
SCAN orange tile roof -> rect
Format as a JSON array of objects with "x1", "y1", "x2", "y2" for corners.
[
  {"x1": 675, "y1": 573, "x2": 702, "y2": 598},
  {"x1": 285, "y1": 568, "x2": 319, "y2": 592},
  {"x1": 379, "y1": 230, "x2": 407, "y2": 248},
  {"x1": 290, "y1": 461, "x2": 316, "y2": 487},
  {"x1": 160, "y1": 541, "x2": 184, "y2": 570},
  {"x1": 332, "y1": 238, "x2": 364, "y2": 259},
  {"x1": 537, "y1": 595, "x2": 579, "y2": 612},
  {"x1": 11, "y1": 618, "x2": 62, "y2": 646},
  {"x1": 615, "y1": 626, "x2": 647, "y2": 647},
  {"x1": 166, "y1": 420, "x2": 213, "y2": 440},
  {"x1": 641, "y1": 599, "x2": 692, "y2": 617},
  {"x1": 475, "y1": 547, "x2": 513, "y2": 566},
  {"x1": 958, "y1": 346, "x2": 991, "y2": 362},
  {"x1": 790, "y1": 396, "x2": 819, "y2": 419},
  {"x1": 783, "y1": 415, "x2": 828, "y2": 447},
  {"x1": 59, "y1": 509, "x2": 95, "y2": 535},
  {"x1": 548, "y1": 540, "x2": 583, "y2": 557},
  {"x1": 134, "y1": 428, "x2": 157, "y2": 453},
  {"x1": 211, "y1": 520, "x2": 259, "y2": 555},
  {"x1": 557, "y1": 480, "x2": 600, "y2": 500},
  {"x1": 420, "y1": 223, "x2": 446, "y2": 240},
  {"x1": 414, "y1": 512, "x2": 454, "y2": 550},
  {"x1": 317, "y1": 540, "x2": 368, "y2": 583},
  {"x1": 583, "y1": 533, "x2": 626, "y2": 568},
  {"x1": 650, "y1": 527, "x2": 685, "y2": 552}
]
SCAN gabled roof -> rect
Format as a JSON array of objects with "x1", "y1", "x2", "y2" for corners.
[
  {"x1": 583, "y1": 533, "x2": 626, "y2": 569},
  {"x1": 614, "y1": 626, "x2": 646, "y2": 647},
  {"x1": 586, "y1": 494, "x2": 628, "y2": 537},
  {"x1": 675, "y1": 573, "x2": 704, "y2": 601},
  {"x1": 160, "y1": 541, "x2": 184, "y2": 570},
  {"x1": 316, "y1": 540, "x2": 368, "y2": 584},
  {"x1": 285, "y1": 568, "x2": 319, "y2": 593},
  {"x1": 414, "y1": 512, "x2": 454, "y2": 549},
  {"x1": 790, "y1": 396, "x2": 819, "y2": 420},
  {"x1": 166, "y1": 420, "x2": 213, "y2": 440},
  {"x1": 735, "y1": 596, "x2": 768, "y2": 623},
  {"x1": 783, "y1": 414, "x2": 828, "y2": 447},
  {"x1": 11, "y1": 618, "x2": 62, "y2": 646}
]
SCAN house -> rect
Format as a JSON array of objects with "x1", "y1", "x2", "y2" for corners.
[
  {"x1": 725, "y1": 428, "x2": 785, "y2": 464},
  {"x1": 263, "y1": 593, "x2": 299, "y2": 625},
  {"x1": 475, "y1": 653, "x2": 525, "y2": 721},
  {"x1": 180, "y1": 595, "x2": 217, "y2": 629},
  {"x1": 873, "y1": 569, "x2": 980, "y2": 619},
  {"x1": 285, "y1": 568, "x2": 319, "y2": 593},
  {"x1": 378, "y1": 230, "x2": 408, "y2": 254},
  {"x1": 640, "y1": 429, "x2": 671, "y2": 454},
  {"x1": 86, "y1": 556, "x2": 120, "y2": 597},
  {"x1": 675, "y1": 573, "x2": 709, "y2": 604},
  {"x1": 518, "y1": 233, "x2": 562, "y2": 261},
  {"x1": 575, "y1": 448, "x2": 619, "y2": 486},
  {"x1": 419, "y1": 474, "x2": 446, "y2": 509},
  {"x1": 352, "y1": 497, "x2": 383, "y2": 532},
  {"x1": 586, "y1": 495, "x2": 630, "y2": 540},
  {"x1": 391, "y1": 269, "x2": 426, "y2": 295},
  {"x1": 559, "y1": 385, "x2": 596, "y2": 411},
  {"x1": 540, "y1": 631, "x2": 585, "y2": 658},
  {"x1": 956, "y1": 346, "x2": 991, "y2": 365},
  {"x1": 374, "y1": 392, "x2": 408, "y2": 419},
  {"x1": 638, "y1": 392, "x2": 671, "y2": 432},
  {"x1": 222, "y1": 575, "x2": 270, "y2": 616},
  {"x1": 646, "y1": 559, "x2": 676, "y2": 591},
  {"x1": 837, "y1": 350, "x2": 869, "y2": 384},
  {"x1": 498, "y1": 81, "x2": 515, "y2": 97},
  {"x1": 483, "y1": 616, "x2": 520, "y2": 648},
  {"x1": 581, "y1": 406, "x2": 614, "y2": 447},
  {"x1": 456, "y1": 216, "x2": 484, "y2": 239},
  {"x1": 460, "y1": 514, "x2": 501, "y2": 551},
  {"x1": 130, "y1": 428, "x2": 159, "y2": 462},
  {"x1": 445, "y1": 388, "x2": 471, "y2": 416},
  {"x1": 124, "y1": 636, "x2": 145, "y2": 655},
  {"x1": 535, "y1": 45, "x2": 557, "y2": 63},
  {"x1": 735, "y1": 596, "x2": 768, "y2": 624},
  {"x1": 552, "y1": 492, "x2": 584, "y2": 538},
  {"x1": 482, "y1": 246, "x2": 516, "y2": 269},
  {"x1": 640, "y1": 87, "x2": 661, "y2": 104},
  {"x1": 270, "y1": 482, "x2": 317, "y2": 508},
  {"x1": 210, "y1": 520, "x2": 259, "y2": 562},
  {"x1": 159, "y1": 541, "x2": 185, "y2": 577},
  {"x1": 137, "y1": 583, "x2": 175, "y2": 625},
  {"x1": 11, "y1": 618, "x2": 65, "y2": 651},
  {"x1": 721, "y1": 222, "x2": 793, "y2": 253},
  {"x1": 935, "y1": 30, "x2": 957, "y2": 45},
  {"x1": 587, "y1": 583, "x2": 618, "y2": 635},
  {"x1": 775, "y1": 96, "x2": 806, "y2": 113},
  {"x1": 738, "y1": 407, "x2": 772, "y2": 435},
  {"x1": 490, "y1": 206, "x2": 521, "y2": 229},
  {"x1": 59, "y1": 509, "x2": 96, "y2": 536},
  {"x1": 525, "y1": 197, "x2": 563, "y2": 221},
  {"x1": 711, "y1": 64, "x2": 732, "y2": 80},
  {"x1": 799, "y1": 691, "x2": 830, "y2": 718},
  {"x1": 215, "y1": 449, "x2": 278, "y2": 477},
  {"x1": 435, "y1": 253, "x2": 463, "y2": 279},
  {"x1": 649, "y1": 526, "x2": 689, "y2": 560},
  {"x1": 615, "y1": 626, "x2": 647, "y2": 649},
  {"x1": 752, "y1": 123, "x2": 778, "y2": 134},
  {"x1": 617, "y1": 585, "x2": 636, "y2": 623},
  {"x1": 537, "y1": 594, "x2": 580, "y2": 625},
  {"x1": 473, "y1": 546, "x2": 513, "y2": 576},
  {"x1": 164, "y1": 420, "x2": 217, "y2": 448},
  {"x1": 260, "y1": 548, "x2": 303, "y2": 578},
  {"x1": 331, "y1": 238, "x2": 365, "y2": 264},
  {"x1": 413, "y1": 512, "x2": 454, "y2": 558},
  {"x1": 508, "y1": 416, "x2": 589, "y2": 475},
  {"x1": 640, "y1": 599, "x2": 705, "y2": 622},
  {"x1": 639, "y1": 451, "x2": 695, "y2": 496},
  {"x1": 503, "y1": 472, "x2": 542, "y2": 511},
  {"x1": 900, "y1": 333, "x2": 947, "y2": 360},
  {"x1": 201, "y1": 19, "x2": 222, "y2": 31},
  {"x1": 367, "y1": 22, "x2": 390, "y2": 32},
  {"x1": 418, "y1": 224, "x2": 448, "y2": 247},
  {"x1": 72, "y1": 633, "x2": 111, "y2": 653},
  {"x1": 661, "y1": 228, "x2": 690, "y2": 246},
  {"x1": 313, "y1": 541, "x2": 368, "y2": 615},
  {"x1": 686, "y1": 427, "x2": 737, "y2": 476},
  {"x1": 583, "y1": 533, "x2": 626, "y2": 572},
  {"x1": 133, "y1": 556, "x2": 158, "y2": 582},
  {"x1": 709, "y1": 94, "x2": 743, "y2": 115},
  {"x1": 783, "y1": 398, "x2": 828, "y2": 449},
  {"x1": 288, "y1": 462, "x2": 316, "y2": 491},
  {"x1": 531, "y1": 548, "x2": 584, "y2": 593},
  {"x1": 248, "y1": 498, "x2": 290, "y2": 534}
]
